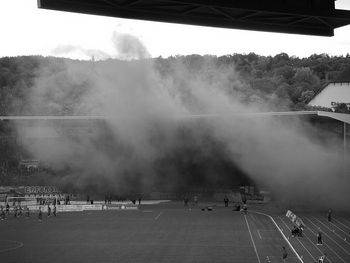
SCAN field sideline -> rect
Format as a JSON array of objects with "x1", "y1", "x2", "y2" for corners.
[{"x1": 1, "y1": 201, "x2": 349, "y2": 263}]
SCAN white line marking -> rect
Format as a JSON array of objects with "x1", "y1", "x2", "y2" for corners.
[
  {"x1": 302, "y1": 217, "x2": 347, "y2": 262},
  {"x1": 244, "y1": 214, "x2": 261, "y2": 263},
  {"x1": 272, "y1": 214, "x2": 316, "y2": 262},
  {"x1": 257, "y1": 229, "x2": 262, "y2": 239},
  {"x1": 331, "y1": 218, "x2": 350, "y2": 232},
  {"x1": 306, "y1": 214, "x2": 350, "y2": 242},
  {"x1": 155, "y1": 212, "x2": 162, "y2": 220},
  {"x1": 0, "y1": 240, "x2": 23, "y2": 252},
  {"x1": 88, "y1": 212, "x2": 92, "y2": 215},
  {"x1": 253, "y1": 211, "x2": 304, "y2": 263}
]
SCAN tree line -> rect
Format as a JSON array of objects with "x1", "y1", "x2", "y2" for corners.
[{"x1": 0, "y1": 53, "x2": 350, "y2": 116}]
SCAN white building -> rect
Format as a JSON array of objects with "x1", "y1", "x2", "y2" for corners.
[{"x1": 308, "y1": 81, "x2": 350, "y2": 110}]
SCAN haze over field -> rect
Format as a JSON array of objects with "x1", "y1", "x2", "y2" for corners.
[{"x1": 12, "y1": 33, "x2": 348, "y2": 210}]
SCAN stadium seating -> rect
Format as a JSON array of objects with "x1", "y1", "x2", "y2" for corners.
[{"x1": 0, "y1": 139, "x2": 54, "y2": 185}]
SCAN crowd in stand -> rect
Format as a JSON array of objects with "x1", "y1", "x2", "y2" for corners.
[{"x1": 0, "y1": 140, "x2": 54, "y2": 186}]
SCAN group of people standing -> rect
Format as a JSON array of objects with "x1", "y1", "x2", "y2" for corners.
[
  {"x1": 183, "y1": 195, "x2": 198, "y2": 206},
  {"x1": 0, "y1": 203, "x2": 56, "y2": 221},
  {"x1": 37, "y1": 204, "x2": 57, "y2": 221},
  {"x1": 1, "y1": 203, "x2": 29, "y2": 220}
]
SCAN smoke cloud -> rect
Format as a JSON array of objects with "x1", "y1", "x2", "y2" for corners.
[
  {"x1": 111, "y1": 31, "x2": 150, "y2": 60},
  {"x1": 51, "y1": 44, "x2": 110, "y2": 60},
  {"x1": 50, "y1": 30, "x2": 150, "y2": 61},
  {"x1": 19, "y1": 46, "x2": 349, "y2": 209}
]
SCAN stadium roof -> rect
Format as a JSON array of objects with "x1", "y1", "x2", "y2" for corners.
[
  {"x1": 181, "y1": 111, "x2": 350, "y2": 124},
  {"x1": 1, "y1": 111, "x2": 349, "y2": 124},
  {"x1": 37, "y1": 0, "x2": 350, "y2": 37}
]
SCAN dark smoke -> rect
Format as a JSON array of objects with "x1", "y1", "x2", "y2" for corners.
[{"x1": 17, "y1": 43, "x2": 349, "y2": 209}]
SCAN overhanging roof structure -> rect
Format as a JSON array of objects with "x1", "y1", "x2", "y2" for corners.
[
  {"x1": 1, "y1": 111, "x2": 350, "y2": 124},
  {"x1": 179, "y1": 111, "x2": 350, "y2": 125},
  {"x1": 37, "y1": 0, "x2": 350, "y2": 36}
]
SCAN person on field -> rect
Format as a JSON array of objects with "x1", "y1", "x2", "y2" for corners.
[
  {"x1": 194, "y1": 195, "x2": 198, "y2": 206},
  {"x1": 18, "y1": 205, "x2": 23, "y2": 217},
  {"x1": 25, "y1": 207, "x2": 30, "y2": 219},
  {"x1": 137, "y1": 194, "x2": 142, "y2": 205},
  {"x1": 1, "y1": 206, "x2": 6, "y2": 220},
  {"x1": 47, "y1": 204, "x2": 51, "y2": 218},
  {"x1": 327, "y1": 208, "x2": 332, "y2": 222},
  {"x1": 184, "y1": 196, "x2": 188, "y2": 206},
  {"x1": 53, "y1": 205, "x2": 57, "y2": 217},
  {"x1": 6, "y1": 203, "x2": 10, "y2": 215},
  {"x1": 291, "y1": 226, "x2": 298, "y2": 237},
  {"x1": 13, "y1": 205, "x2": 18, "y2": 218},
  {"x1": 317, "y1": 227, "x2": 323, "y2": 245},
  {"x1": 243, "y1": 204, "x2": 247, "y2": 215},
  {"x1": 318, "y1": 252, "x2": 327, "y2": 263},
  {"x1": 38, "y1": 207, "x2": 42, "y2": 221},
  {"x1": 282, "y1": 246, "x2": 288, "y2": 263},
  {"x1": 224, "y1": 196, "x2": 229, "y2": 207},
  {"x1": 233, "y1": 203, "x2": 240, "y2": 211}
]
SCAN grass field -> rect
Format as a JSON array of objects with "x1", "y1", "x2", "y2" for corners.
[{"x1": 1, "y1": 201, "x2": 350, "y2": 263}]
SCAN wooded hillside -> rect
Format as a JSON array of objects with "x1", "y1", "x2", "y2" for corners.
[{"x1": 1, "y1": 53, "x2": 350, "y2": 116}]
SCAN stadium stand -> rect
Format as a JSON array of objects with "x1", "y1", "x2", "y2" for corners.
[{"x1": 0, "y1": 137, "x2": 54, "y2": 186}]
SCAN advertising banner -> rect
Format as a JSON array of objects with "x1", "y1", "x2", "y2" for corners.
[
  {"x1": 286, "y1": 210, "x2": 305, "y2": 228},
  {"x1": 83, "y1": 205, "x2": 102, "y2": 210},
  {"x1": 65, "y1": 205, "x2": 84, "y2": 212},
  {"x1": 102, "y1": 204, "x2": 138, "y2": 210},
  {"x1": 150, "y1": 192, "x2": 177, "y2": 199},
  {"x1": 27, "y1": 205, "x2": 65, "y2": 212},
  {"x1": 24, "y1": 186, "x2": 61, "y2": 195},
  {"x1": 27, "y1": 205, "x2": 95, "y2": 212}
]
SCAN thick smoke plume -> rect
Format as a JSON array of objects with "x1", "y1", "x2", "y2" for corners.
[
  {"x1": 20, "y1": 38, "x2": 349, "y2": 209},
  {"x1": 111, "y1": 31, "x2": 150, "y2": 60},
  {"x1": 50, "y1": 31, "x2": 150, "y2": 61}
]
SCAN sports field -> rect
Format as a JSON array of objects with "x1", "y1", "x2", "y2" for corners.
[{"x1": 1, "y1": 201, "x2": 350, "y2": 263}]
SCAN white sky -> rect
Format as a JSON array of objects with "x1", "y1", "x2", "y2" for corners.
[{"x1": 1, "y1": 0, "x2": 350, "y2": 60}]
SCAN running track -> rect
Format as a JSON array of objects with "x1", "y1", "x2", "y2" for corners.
[{"x1": 264, "y1": 210, "x2": 350, "y2": 263}]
